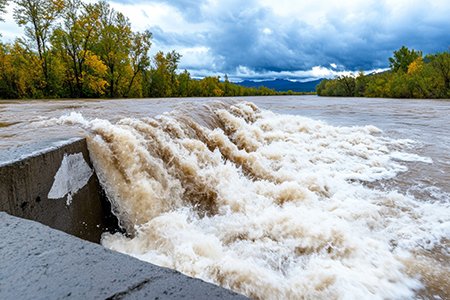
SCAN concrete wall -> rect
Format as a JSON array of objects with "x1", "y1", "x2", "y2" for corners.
[{"x1": 0, "y1": 137, "x2": 120, "y2": 243}]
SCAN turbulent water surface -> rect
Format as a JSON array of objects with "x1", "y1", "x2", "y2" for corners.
[{"x1": 1, "y1": 96, "x2": 450, "y2": 299}]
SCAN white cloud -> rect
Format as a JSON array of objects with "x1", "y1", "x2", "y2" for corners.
[
  {"x1": 2, "y1": 0, "x2": 450, "y2": 81},
  {"x1": 106, "y1": 2, "x2": 203, "y2": 33},
  {"x1": 177, "y1": 46, "x2": 214, "y2": 70},
  {"x1": 192, "y1": 64, "x2": 370, "y2": 82},
  {"x1": 1, "y1": 3, "x2": 23, "y2": 42}
]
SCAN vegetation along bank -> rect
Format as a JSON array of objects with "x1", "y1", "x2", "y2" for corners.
[
  {"x1": 316, "y1": 46, "x2": 450, "y2": 99},
  {"x1": 0, "y1": 0, "x2": 314, "y2": 100}
]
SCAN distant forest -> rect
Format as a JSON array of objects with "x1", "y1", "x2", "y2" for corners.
[
  {"x1": 0, "y1": 0, "x2": 314, "y2": 100},
  {"x1": 316, "y1": 46, "x2": 450, "y2": 99}
]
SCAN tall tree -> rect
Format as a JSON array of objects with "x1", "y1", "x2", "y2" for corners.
[
  {"x1": 94, "y1": 1, "x2": 132, "y2": 98},
  {"x1": 355, "y1": 69, "x2": 369, "y2": 97},
  {"x1": 166, "y1": 50, "x2": 181, "y2": 88},
  {"x1": 426, "y1": 50, "x2": 450, "y2": 97},
  {"x1": 51, "y1": 0, "x2": 106, "y2": 97},
  {"x1": 123, "y1": 29, "x2": 152, "y2": 97},
  {"x1": 13, "y1": 0, "x2": 66, "y2": 94},
  {"x1": 146, "y1": 50, "x2": 181, "y2": 97},
  {"x1": 336, "y1": 74, "x2": 356, "y2": 96},
  {"x1": 177, "y1": 69, "x2": 191, "y2": 97},
  {"x1": 150, "y1": 50, "x2": 169, "y2": 97},
  {"x1": 389, "y1": 46, "x2": 423, "y2": 73}
]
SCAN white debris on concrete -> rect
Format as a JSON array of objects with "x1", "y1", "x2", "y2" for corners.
[{"x1": 48, "y1": 152, "x2": 93, "y2": 204}]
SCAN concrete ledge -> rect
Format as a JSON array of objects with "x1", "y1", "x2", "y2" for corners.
[
  {"x1": 0, "y1": 212, "x2": 250, "y2": 300},
  {"x1": 0, "y1": 137, "x2": 120, "y2": 243}
]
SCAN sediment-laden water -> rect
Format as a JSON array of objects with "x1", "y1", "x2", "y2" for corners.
[{"x1": 1, "y1": 96, "x2": 449, "y2": 299}]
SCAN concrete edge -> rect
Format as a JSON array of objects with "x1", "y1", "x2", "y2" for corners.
[{"x1": 0, "y1": 212, "x2": 251, "y2": 300}]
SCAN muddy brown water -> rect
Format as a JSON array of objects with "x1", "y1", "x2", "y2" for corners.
[{"x1": 1, "y1": 96, "x2": 449, "y2": 299}]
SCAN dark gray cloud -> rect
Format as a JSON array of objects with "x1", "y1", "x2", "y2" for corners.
[{"x1": 116, "y1": 0, "x2": 450, "y2": 80}]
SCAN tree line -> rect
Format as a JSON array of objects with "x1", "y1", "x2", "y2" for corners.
[
  {"x1": 0, "y1": 0, "x2": 312, "y2": 99},
  {"x1": 316, "y1": 46, "x2": 450, "y2": 99}
]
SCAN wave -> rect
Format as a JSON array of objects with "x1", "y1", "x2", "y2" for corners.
[{"x1": 55, "y1": 101, "x2": 450, "y2": 300}]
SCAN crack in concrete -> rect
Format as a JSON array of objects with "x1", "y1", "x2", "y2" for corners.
[{"x1": 105, "y1": 277, "x2": 161, "y2": 300}]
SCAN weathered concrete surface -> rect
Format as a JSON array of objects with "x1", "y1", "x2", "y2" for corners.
[
  {"x1": 0, "y1": 137, "x2": 120, "y2": 243},
  {"x1": 0, "y1": 212, "x2": 251, "y2": 300}
]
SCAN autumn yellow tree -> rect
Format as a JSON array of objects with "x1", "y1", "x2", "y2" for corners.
[
  {"x1": 13, "y1": 0, "x2": 66, "y2": 96},
  {"x1": 93, "y1": 1, "x2": 132, "y2": 98},
  {"x1": 51, "y1": 0, "x2": 107, "y2": 97},
  {"x1": 0, "y1": 41, "x2": 62, "y2": 99},
  {"x1": 404, "y1": 57, "x2": 431, "y2": 98},
  {"x1": 0, "y1": 44, "x2": 29, "y2": 98},
  {"x1": 123, "y1": 30, "x2": 152, "y2": 98}
]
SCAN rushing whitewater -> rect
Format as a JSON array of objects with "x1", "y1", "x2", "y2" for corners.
[{"x1": 53, "y1": 101, "x2": 449, "y2": 300}]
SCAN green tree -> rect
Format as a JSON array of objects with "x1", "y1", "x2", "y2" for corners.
[
  {"x1": 13, "y1": 0, "x2": 66, "y2": 95},
  {"x1": 0, "y1": 44, "x2": 21, "y2": 98},
  {"x1": 145, "y1": 50, "x2": 182, "y2": 97},
  {"x1": 258, "y1": 85, "x2": 276, "y2": 95},
  {"x1": 426, "y1": 50, "x2": 450, "y2": 97},
  {"x1": 178, "y1": 69, "x2": 191, "y2": 97},
  {"x1": 123, "y1": 29, "x2": 152, "y2": 97},
  {"x1": 389, "y1": 46, "x2": 423, "y2": 73},
  {"x1": 355, "y1": 69, "x2": 369, "y2": 97},
  {"x1": 51, "y1": 0, "x2": 107, "y2": 97},
  {"x1": 0, "y1": 41, "x2": 58, "y2": 99},
  {"x1": 223, "y1": 74, "x2": 231, "y2": 95},
  {"x1": 94, "y1": 1, "x2": 132, "y2": 98},
  {"x1": 315, "y1": 79, "x2": 327, "y2": 96},
  {"x1": 149, "y1": 50, "x2": 170, "y2": 97},
  {"x1": 166, "y1": 50, "x2": 181, "y2": 95},
  {"x1": 336, "y1": 74, "x2": 356, "y2": 96},
  {"x1": 190, "y1": 78, "x2": 203, "y2": 96}
]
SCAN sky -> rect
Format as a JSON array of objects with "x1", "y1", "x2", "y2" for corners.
[{"x1": 1, "y1": 0, "x2": 450, "y2": 82}]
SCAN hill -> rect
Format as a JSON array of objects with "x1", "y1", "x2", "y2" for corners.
[{"x1": 234, "y1": 78, "x2": 323, "y2": 92}]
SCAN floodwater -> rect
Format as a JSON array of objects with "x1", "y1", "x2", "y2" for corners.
[{"x1": 1, "y1": 95, "x2": 450, "y2": 299}]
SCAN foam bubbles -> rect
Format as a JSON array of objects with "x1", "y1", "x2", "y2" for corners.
[{"x1": 59, "y1": 101, "x2": 450, "y2": 299}]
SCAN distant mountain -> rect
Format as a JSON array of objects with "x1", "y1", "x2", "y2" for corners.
[{"x1": 234, "y1": 78, "x2": 323, "y2": 92}]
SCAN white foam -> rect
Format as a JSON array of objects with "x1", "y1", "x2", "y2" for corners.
[
  {"x1": 57, "y1": 102, "x2": 450, "y2": 299},
  {"x1": 390, "y1": 151, "x2": 433, "y2": 163}
]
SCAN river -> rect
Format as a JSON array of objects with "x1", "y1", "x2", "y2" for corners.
[{"x1": 1, "y1": 95, "x2": 449, "y2": 299}]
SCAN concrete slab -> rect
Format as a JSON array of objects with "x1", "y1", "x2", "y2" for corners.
[{"x1": 0, "y1": 212, "x2": 251, "y2": 300}]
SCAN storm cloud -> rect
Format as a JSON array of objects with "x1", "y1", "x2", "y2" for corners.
[
  {"x1": 4, "y1": 0, "x2": 450, "y2": 81},
  {"x1": 139, "y1": 0, "x2": 450, "y2": 81}
]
